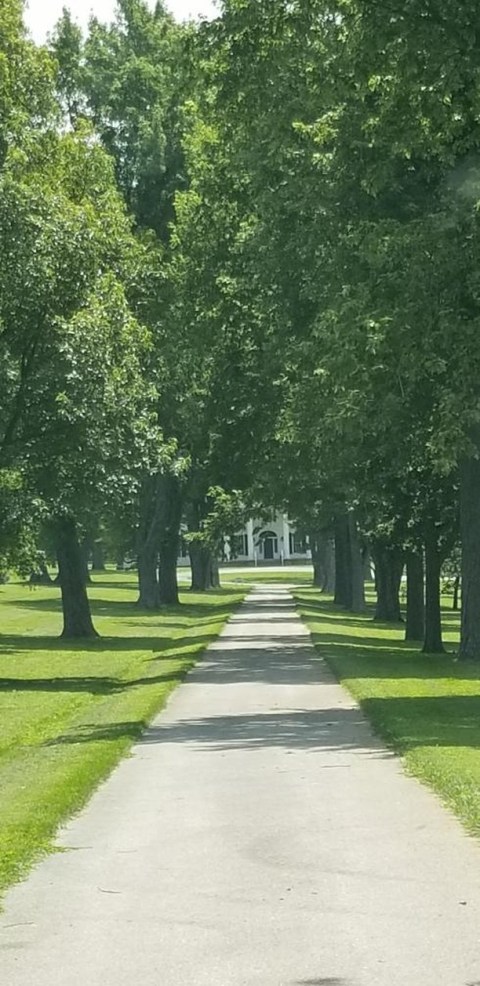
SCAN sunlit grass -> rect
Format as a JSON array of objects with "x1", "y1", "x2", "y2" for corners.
[
  {"x1": 0, "y1": 572, "x2": 245, "y2": 898},
  {"x1": 222, "y1": 566, "x2": 313, "y2": 585},
  {"x1": 294, "y1": 587, "x2": 480, "y2": 836}
]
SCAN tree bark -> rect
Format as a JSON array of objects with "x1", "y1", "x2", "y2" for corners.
[
  {"x1": 91, "y1": 540, "x2": 106, "y2": 571},
  {"x1": 159, "y1": 540, "x2": 180, "y2": 605},
  {"x1": 309, "y1": 530, "x2": 335, "y2": 591},
  {"x1": 372, "y1": 545, "x2": 403, "y2": 622},
  {"x1": 323, "y1": 537, "x2": 336, "y2": 593},
  {"x1": 54, "y1": 517, "x2": 99, "y2": 638},
  {"x1": 136, "y1": 474, "x2": 162, "y2": 609},
  {"x1": 158, "y1": 474, "x2": 182, "y2": 606},
  {"x1": 459, "y1": 431, "x2": 480, "y2": 658},
  {"x1": 405, "y1": 551, "x2": 425, "y2": 642},
  {"x1": 189, "y1": 542, "x2": 214, "y2": 591},
  {"x1": 334, "y1": 511, "x2": 351, "y2": 607},
  {"x1": 137, "y1": 546, "x2": 161, "y2": 609},
  {"x1": 312, "y1": 558, "x2": 324, "y2": 587},
  {"x1": 80, "y1": 538, "x2": 92, "y2": 585},
  {"x1": 211, "y1": 556, "x2": 221, "y2": 589},
  {"x1": 348, "y1": 513, "x2": 365, "y2": 613},
  {"x1": 423, "y1": 521, "x2": 444, "y2": 654},
  {"x1": 334, "y1": 511, "x2": 364, "y2": 611}
]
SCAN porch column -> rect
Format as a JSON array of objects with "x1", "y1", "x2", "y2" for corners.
[
  {"x1": 246, "y1": 519, "x2": 255, "y2": 561},
  {"x1": 282, "y1": 515, "x2": 291, "y2": 560}
]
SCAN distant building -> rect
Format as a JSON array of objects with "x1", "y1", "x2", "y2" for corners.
[{"x1": 177, "y1": 512, "x2": 311, "y2": 566}]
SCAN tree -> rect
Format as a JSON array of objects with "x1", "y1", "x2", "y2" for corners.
[
  {"x1": 0, "y1": 20, "x2": 160, "y2": 635},
  {"x1": 52, "y1": 1, "x2": 200, "y2": 609},
  {"x1": 186, "y1": 487, "x2": 246, "y2": 590},
  {"x1": 207, "y1": 0, "x2": 480, "y2": 657}
]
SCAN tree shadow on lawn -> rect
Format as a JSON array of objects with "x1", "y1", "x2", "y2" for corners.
[
  {"x1": 0, "y1": 632, "x2": 212, "y2": 656},
  {"x1": 296, "y1": 591, "x2": 460, "y2": 631},
  {"x1": 360, "y1": 694, "x2": 480, "y2": 752},
  {"x1": 312, "y1": 631, "x2": 480, "y2": 681},
  {"x1": 12, "y1": 595, "x2": 241, "y2": 621},
  {"x1": 312, "y1": 628, "x2": 454, "y2": 655},
  {"x1": 0, "y1": 668, "x2": 187, "y2": 696}
]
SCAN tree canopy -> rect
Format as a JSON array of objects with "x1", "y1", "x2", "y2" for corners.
[{"x1": 1, "y1": 0, "x2": 480, "y2": 654}]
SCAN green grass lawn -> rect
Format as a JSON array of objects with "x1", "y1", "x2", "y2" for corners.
[
  {"x1": 294, "y1": 586, "x2": 480, "y2": 836},
  {"x1": 0, "y1": 571, "x2": 245, "y2": 899},
  {"x1": 223, "y1": 567, "x2": 313, "y2": 585}
]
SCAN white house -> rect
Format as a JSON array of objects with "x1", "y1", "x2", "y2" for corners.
[{"x1": 178, "y1": 513, "x2": 311, "y2": 566}]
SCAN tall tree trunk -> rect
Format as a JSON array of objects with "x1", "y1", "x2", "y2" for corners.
[
  {"x1": 323, "y1": 536, "x2": 336, "y2": 593},
  {"x1": 333, "y1": 511, "x2": 364, "y2": 611},
  {"x1": 211, "y1": 556, "x2": 221, "y2": 588},
  {"x1": 334, "y1": 511, "x2": 351, "y2": 607},
  {"x1": 91, "y1": 540, "x2": 106, "y2": 571},
  {"x1": 309, "y1": 529, "x2": 335, "y2": 591},
  {"x1": 54, "y1": 517, "x2": 98, "y2": 639},
  {"x1": 137, "y1": 546, "x2": 160, "y2": 609},
  {"x1": 423, "y1": 521, "x2": 444, "y2": 654},
  {"x1": 189, "y1": 542, "x2": 213, "y2": 591},
  {"x1": 460, "y1": 432, "x2": 480, "y2": 659},
  {"x1": 348, "y1": 513, "x2": 365, "y2": 613},
  {"x1": 80, "y1": 538, "x2": 92, "y2": 585},
  {"x1": 159, "y1": 541, "x2": 180, "y2": 605},
  {"x1": 372, "y1": 545, "x2": 403, "y2": 622},
  {"x1": 405, "y1": 551, "x2": 425, "y2": 642},
  {"x1": 309, "y1": 530, "x2": 325, "y2": 588},
  {"x1": 158, "y1": 474, "x2": 182, "y2": 606},
  {"x1": 136, "y1": 474, "x2": 162, "y2": 609}
]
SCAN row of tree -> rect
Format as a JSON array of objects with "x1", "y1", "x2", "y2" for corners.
[
  {"x1": 1, "y1": 0, "x2": 271, "y2": 637},
  {"x1": 165, "y1": 0, "x2": 480, "y2": 658},
  {"x1": 3, "y1": 0, "x2": 480, "y2": 659}
]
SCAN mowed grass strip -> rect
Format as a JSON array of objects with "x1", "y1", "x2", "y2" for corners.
[
  {"x1": 0, "y1": 572, "x2": 245, "y2": 898},
  {"x1": 223, "y1": 568, "x2": 313, "y2": 585},
  {"x1": 294, "y1": 587, "x2": 480, "y2": 836}
]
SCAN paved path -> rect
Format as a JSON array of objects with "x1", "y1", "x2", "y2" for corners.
[{"x1": 2, "y1": 586, "x2": 480, "y2": 985}]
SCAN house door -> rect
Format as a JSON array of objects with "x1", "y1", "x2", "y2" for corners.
[{"x1": 264, "y1": 537, "x2": 274, "y2": 560}]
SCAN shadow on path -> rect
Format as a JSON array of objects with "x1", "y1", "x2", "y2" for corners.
[
  {"x1": 48, "y1": 706, "x2": 387, "y2": 757},
  {"x1": 139, "y1": 707, "x2": 386, "y2": 754},
  {"x1": 295, "y1": 980, "x2": 351, "y2": 985}
]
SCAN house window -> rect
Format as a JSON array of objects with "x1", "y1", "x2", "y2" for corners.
[
  {"x1": 289, "y1": 532, "x2": 307, "y2": 555},
  {"x1": 231, "y1": 533, "x2": 248, "y2": 558}
]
